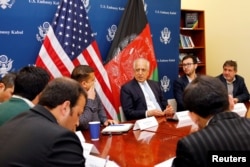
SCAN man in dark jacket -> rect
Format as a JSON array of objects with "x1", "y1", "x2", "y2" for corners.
[
  {"x1": 172, "y1": 75, "x2": 250, "y2": 167},
  {"x1": 0, "y1": 77, "x2": 87, "y2": 166},
  {"x1": 217, "y1": 60, "x2": 249, "y2": 103}
]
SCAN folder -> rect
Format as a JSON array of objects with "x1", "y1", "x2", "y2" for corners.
[{"x1": 101, "y1": 123, "x2": 133, "y2": 134}]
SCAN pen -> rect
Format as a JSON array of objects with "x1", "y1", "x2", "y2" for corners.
[
  {"x1": 110, "y1": 124, "x2": 124, "y2": 126},
  {"x1": 104, "y1": 155, "x2": 110, "y2": 167}
]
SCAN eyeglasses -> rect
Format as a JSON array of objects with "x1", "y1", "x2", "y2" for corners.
[{"x1": 182, "y1": 63, "x2": 194, "y2": 67}]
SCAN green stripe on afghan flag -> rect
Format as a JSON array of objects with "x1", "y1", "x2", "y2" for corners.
[{"x1": 150, "y1": 67, "x2": 159, "y2": 81}]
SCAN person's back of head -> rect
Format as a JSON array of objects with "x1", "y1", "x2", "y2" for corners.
[
  {"x1": 0, "y1": 72, "x2": 16, "y2": 102},
  {"x1": 183, "y1": 75, "x2": 229, "y2": 118},
  {"x1": 71, "y1": 65, "x2": 94, "y2": 83},
  {"x1": 39, "y1": 77, "x2": 87, "y2": 109},
  {"x1": 14, "y1": 66, "x2": 50, "y2": 101},
  {"x1": 0, "y1": 72, "x2": 16, "y2": 89}
]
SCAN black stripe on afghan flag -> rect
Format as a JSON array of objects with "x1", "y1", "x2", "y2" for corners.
[{"x1": 105, "y1": 0, "x2": 147, "y2": 63}]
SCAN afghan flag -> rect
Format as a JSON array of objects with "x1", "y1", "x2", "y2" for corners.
[{"x1": 104, "y1": 0, "x2": 158, "y2": 121}]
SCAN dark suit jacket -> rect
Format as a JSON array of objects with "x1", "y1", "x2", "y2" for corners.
[
  {"x1": 0, "y1": 105, "x2": 85, "y2": 167},
  {"x1": 172, "y1": 112, "x2": 250, "y2": 167},
  {"x1": 217, "y1": 74, "x2": 249, "y2": 102},
  {"x1": 173, "y1": 75, "x2": 190, "y2": 111},
  {"x1": 120, "y1": 78, "x2": 167, "y2": 120}
]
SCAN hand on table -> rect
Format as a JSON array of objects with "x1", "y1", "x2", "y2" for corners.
[
  {"x1": 104, "y1": 119, "x2": 119, "y2": 126},
  {"x1": 163, "y1": 105, "x2": 174, "y2": 118},
  {"x1": 147, "y1": 109, "x2": 166, "y2": 117}
]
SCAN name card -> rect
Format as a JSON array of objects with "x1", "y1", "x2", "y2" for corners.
[
  {"x1": 232, "y1": 103, "x2": 247, "y2": 117},
  {"x1": 175, "y1": 110, "x2": 194, "y2": 128},
  {"x1": 133, "y1": 116, "x2": 158, "y2": 130}
]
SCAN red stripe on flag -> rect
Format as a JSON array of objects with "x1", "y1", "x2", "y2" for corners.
[
  {"x1": 81, "y1": 42, "x2": 117, "y2": 118},
  {"x1": 35, "y1": 56, "x2": 53, "y2": 77},
  {"x1": 43, "y1": 38, "x2": 71, "y2": 77},
  {"x1": 82, "y1": 47, "x2": 112, "y2": 96}
]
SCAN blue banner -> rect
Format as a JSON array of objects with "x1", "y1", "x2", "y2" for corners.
[
  {"x1": 0, "y1": 0, "x2": 59, "y2": 74},
  {"x1": 146, "y1": 0, "x2": 181, "y2": 98},
  {"x1": 0, "y1": 0, "x2": 180, "y2": 98}
]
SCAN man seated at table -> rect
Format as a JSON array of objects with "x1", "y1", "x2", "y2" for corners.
[
  {"x1": 216, "y1": 60, "x2": 249, "y2": 104},
  {"x1": 120, "y1": 57, "x2": 174, "y2": 120},
  {"x1": 172, "y1": 75, "x2": 250, "y2": 167},
  {"x1": 0, "y1": 77, "x2": 87, "y2": 166},
  {"x1": 71, "y1": 65, "x2": 117, "y2": 130},
  {"x1": 173, "y1": 55, "x2": 198, "y2": 111}
]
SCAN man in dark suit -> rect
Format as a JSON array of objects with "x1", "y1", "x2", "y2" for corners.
[
  {"x1": 217, "y1": 60, "x2": 249, "y2": 104},
  {"x1": 172, "y1": 75, "x2": 250, "y2": 167},
  {"x1": 173, "y1": 55, "x2": 198, "y2": 111},
  {"x1": 120, "y1": 58, "x2": 173, "y2": 120},
  {"x1": 0, "y1": 77, "x2": 87, "y2": 166}
]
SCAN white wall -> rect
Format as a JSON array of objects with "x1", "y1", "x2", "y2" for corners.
[{"x1": 181, "y1": 0, "x2": 250, "y2": 88}]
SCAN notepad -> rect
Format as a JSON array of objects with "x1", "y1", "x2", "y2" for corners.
[
  {"x1": 232, "y1": 103, "x2": 247, "y2": 117},
  {"x1": 101, "y1": 123, "x2": 133, "y2": 134}
]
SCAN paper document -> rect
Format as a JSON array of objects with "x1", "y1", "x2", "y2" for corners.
[
  {"x1": 154, "y1": 157, "x2": 175, "y2": 167},
  {"x1": 82, "y1": 142, "x2": 100, "y2": 157},
  {"x1": 75, "y1": 131, "x2": 85, "y2": 142},
  {"x1": 85, "y1": 155, "x2": 120, "y2": 167},
  {"x1": 232, "y1": 103, "x2": 247, "y2": 117}
]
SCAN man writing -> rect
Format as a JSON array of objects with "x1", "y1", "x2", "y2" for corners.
[{"x1": 0, "y1": 77, "x2": 87, "y2": 166}]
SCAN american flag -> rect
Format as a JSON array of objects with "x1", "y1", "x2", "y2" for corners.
[{"x1": 36, "y1": 0, "x2": 118, "y2": 120}]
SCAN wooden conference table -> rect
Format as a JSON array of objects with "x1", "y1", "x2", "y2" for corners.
[
  {"x1": 82, "y1": 101, "x2": 250, "y2": 166},
  {"x1": 82, "y1": 117, "x2": 194, "y2": 167}
]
